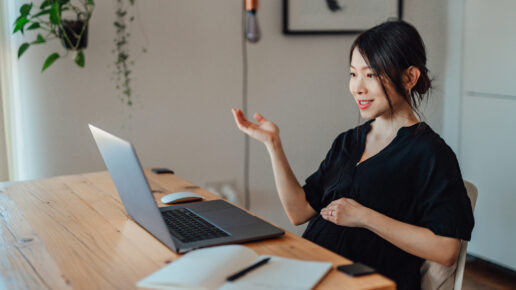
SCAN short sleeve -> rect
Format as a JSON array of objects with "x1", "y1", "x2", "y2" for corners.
[
  {"x1": 302, "y1": 131, "x2": 348, "y2": 213},
  {"x1": 415, "y1": 142, "x2": 475, "y2": 241}
]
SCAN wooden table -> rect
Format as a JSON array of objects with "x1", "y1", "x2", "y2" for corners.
[{"x1": 0, "y1": 170, "x2": 395, "y2": 289}]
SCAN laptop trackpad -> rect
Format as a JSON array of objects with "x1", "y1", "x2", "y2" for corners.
[{"x1": 199, "y1": 208, "x2": 259, "y2": 227}]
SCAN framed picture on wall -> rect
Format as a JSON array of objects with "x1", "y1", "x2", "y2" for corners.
[{"x1": 283, "y1": 0, "x2": 403, "y2": 35}]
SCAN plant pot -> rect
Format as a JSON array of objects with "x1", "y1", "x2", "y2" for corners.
[{"x1": 59, "y1": 20, "x2": 88, "y2": 50}]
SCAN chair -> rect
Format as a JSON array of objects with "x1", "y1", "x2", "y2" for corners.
[{"x1": 420, "y1": 180, "x2": 478, "y2": 290}]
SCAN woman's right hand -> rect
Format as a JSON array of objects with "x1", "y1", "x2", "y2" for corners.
[{"x1": 231, "y1": 108, "x2": 279, "y2": 146}]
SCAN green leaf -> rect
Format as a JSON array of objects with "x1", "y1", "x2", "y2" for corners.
[
  {"x1": 87, "y1": 0, "x2": 95, "y2": 6},
  {"x1": 27, "y1": 22, "x2": 40, "y2": 30},
  {"x1": 116, "y1": 10, "x2": 127, "y2": 17},
  {"x1": 32, "y1": 8, "x2": 51, "y2": 18},
  {"x1": 14, "y1": 15, "x2": 23, "y2": 25},
  {"x1": 42, "y1": 53, "x2": 60, "y2": 72},
  {"x1": 49, "y1": 2, "x2": 60, "y2": 25},
  {"x1": 40, "y1": 0, "x2": 51, "y2": 9},
  {"x1": 31, "y1": 34, "x2": 46, "y2": 44},
  {"x1": 13, "y1": 16, "x2": 30, "y2": 34},
  {"x1": 74, "y1": 50, "x2": 85, "y2": 67},
  {"x1": 17, "y1": 43, "x2": 30, "y2": 58},
  {"x1": 20, "y1": 3, "x2": 32, "y2": 17}
]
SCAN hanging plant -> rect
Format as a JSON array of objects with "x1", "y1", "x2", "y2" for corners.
[
  {"x1": 112, "y1": 0, "x2": 145, "y2": 107},
  {"x1": 13, "y1": 0, "x2": 95, "y2": 72}
]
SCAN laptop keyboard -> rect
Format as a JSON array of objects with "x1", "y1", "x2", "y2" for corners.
[{"x1": 161, "y1": 208, "x2": 230, "y2": 243}]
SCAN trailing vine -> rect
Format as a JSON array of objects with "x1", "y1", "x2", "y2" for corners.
[{"x1": 113, "y1": 0, "x2": 141, "y2": 106}]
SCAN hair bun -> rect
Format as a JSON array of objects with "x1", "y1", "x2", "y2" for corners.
[{"x1": 414, "y1": 68, "x2": 431, "y2": 95}]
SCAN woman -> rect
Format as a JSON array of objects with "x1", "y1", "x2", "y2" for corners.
[{"x1": 231, "y1": 20, "x2": 474, "y2": 290}]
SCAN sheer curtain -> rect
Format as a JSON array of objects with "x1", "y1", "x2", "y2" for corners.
[{"x1": 0, "y1": 0, "x2": 21, "y2": 181}]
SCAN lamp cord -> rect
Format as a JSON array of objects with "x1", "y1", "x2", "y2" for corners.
[{"x1": 241, "y1": 2, "x2": 250, "y2": 210}]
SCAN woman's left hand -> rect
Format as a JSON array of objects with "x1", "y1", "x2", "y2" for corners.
[{"x1": 320, "y1": 198, "x2": 370, "y2": 227}]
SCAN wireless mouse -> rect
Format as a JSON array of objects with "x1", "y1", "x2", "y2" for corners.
[{"x1": 161, "y1": 192, "x2": 204, "y2": 204}]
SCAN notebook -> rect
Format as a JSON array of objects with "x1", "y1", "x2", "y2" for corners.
[{"x1": 137, "y1": 245, "x2": 333, "y2": 290}]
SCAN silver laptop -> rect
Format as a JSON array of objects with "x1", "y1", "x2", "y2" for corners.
[{"x1": 89, "y1": 125, "x2": 284, "y2": 253}]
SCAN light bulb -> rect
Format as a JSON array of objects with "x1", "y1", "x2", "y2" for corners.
[
  {"x1": 246, "y1": 10, "x2": 261, "y2": 43},
  {"x1": 245, "y1": 0, "x2": 261, "y2": 43}
]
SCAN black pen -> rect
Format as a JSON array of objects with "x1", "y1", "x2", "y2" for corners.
[{"x1": 226, "y1": 257, "x2": 271, "y2": 282}]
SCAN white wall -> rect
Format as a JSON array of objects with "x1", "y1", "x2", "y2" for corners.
[
  {"x1": 7, "y1": 0, "x2": 448, "y2": 235},
  {"x1": 441, "y1": 0, "x2": 464, "y2": 154},
  {"x1": 458, "y1": 0, "x2": 516, "y2": 270},
  {"x1": 441, "y1": 0, "x2": 516, "y2": 270}
]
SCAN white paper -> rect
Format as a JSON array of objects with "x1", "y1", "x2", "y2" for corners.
[
  {"x1": 219, "y1": 256, "x2": 332, "y2": 290},
  {"x1": 137, "y1": 245, "x2": 257, "y2": 290},
  {"x1": 137, "y1": 245, "x2": 332, "y2": 290}
]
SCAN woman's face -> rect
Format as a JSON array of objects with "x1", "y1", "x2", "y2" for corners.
[{"x1": 349, "y1": 47, "x2": 405, "y2": 120}]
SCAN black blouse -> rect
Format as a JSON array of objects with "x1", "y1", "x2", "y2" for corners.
[{"x1": 302, "y1": 119, "x2": 474, "y2": 290}]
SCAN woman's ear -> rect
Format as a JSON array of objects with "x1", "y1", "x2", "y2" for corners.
[{"x1": 404, "y1": 66, "x2": 421, "y2": 92}]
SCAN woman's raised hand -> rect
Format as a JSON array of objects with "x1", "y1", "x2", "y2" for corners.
[{"x1": 231, "y1": 108, "x2": 279, "y2": 146}]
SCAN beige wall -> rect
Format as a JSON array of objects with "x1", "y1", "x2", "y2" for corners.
[{"x1": 7, "y1": 0, "x2": 447, "y2": 234}]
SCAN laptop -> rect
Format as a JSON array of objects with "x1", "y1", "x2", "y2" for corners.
[{"x1": 89, "y1": 125, "x2": 284, "y2": 253}]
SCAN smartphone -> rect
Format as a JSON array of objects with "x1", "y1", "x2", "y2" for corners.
[
  {"x1": 151, "y1": 168, "x2": 175, "y2": 174},
  {"x1": 337, "y1": 262, "x2": 376, "y2": 277}
]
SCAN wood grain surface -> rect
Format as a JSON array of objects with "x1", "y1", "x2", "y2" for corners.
[{"x1": 0, "y1": 170, "x2": 395, "y2": 289}]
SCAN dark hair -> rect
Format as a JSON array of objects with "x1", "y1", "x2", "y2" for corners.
[{"x1": 349, "y1": 20, "x2": 432, "y2": 118}]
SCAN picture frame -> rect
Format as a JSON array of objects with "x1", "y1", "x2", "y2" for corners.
[{"x1": 283, "y1": 0, "x2": 403, "y2": 35}]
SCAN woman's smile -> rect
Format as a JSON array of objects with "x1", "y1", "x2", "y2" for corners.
[{"x1": 357, "y1": 99, "x2": 374, "y2": 110}]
